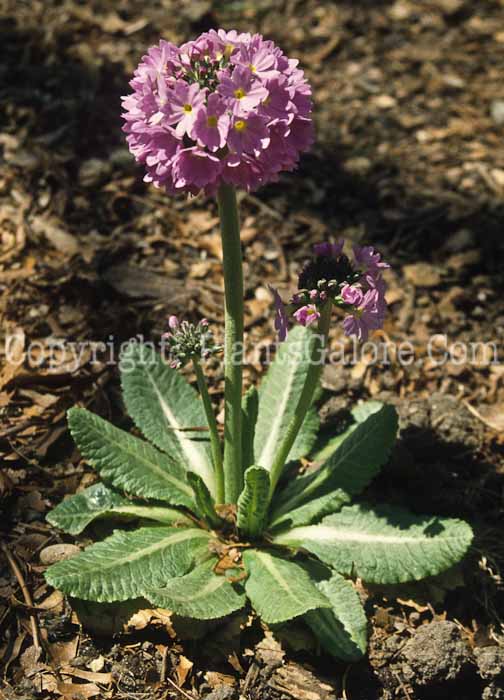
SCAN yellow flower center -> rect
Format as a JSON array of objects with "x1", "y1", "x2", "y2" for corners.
[
  {"x1": 183, "y1": 104, "x2": 192, "y2": 113},
  {"x1": 224, "y1": 44, "x2": 234, "y2": 58},
  {"x1": 249, "y1": 63, "x2": 256, "y2": 73},
  {"x1": 234, "y1": 88, "x2": 246, "y2": 100},
  {"x1": 207, "y1": 115, "x2": 218, "y2": 128},
  {"x1": 234, "y1": 120, "x2": 247, "y2": 132}
]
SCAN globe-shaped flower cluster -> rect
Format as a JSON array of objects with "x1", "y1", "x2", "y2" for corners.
[{"x1": 122, "y1": 30, "x2": 314, "y2": 195}]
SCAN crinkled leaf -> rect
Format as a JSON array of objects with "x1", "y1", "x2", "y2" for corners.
[
  {"x1": 254, "y1": 326, "x2": 318, "y2": 471},
  {"x1": 187, "y1": 473, "x2": 220, "y2": 528},
  {"x1": 310, "y1": 400, "x2": 385, "y2": 463},
  {"x1": 305, "y1": 572, "x2": 367, "y2": 661},
  {"x1": 268, "y1": 488, "x2": 350, "y2": 532},
  {"x1": 47, "y1": 483, "x2": 191, "y2": 535},
  {"x1": 243, "y1": 549, "x2": 330, "y2": 624},
  {"x1": 144, "y1": 560, "x2": 246, "y2": 620},
  {"x1": 45, "y1": 526, "x2": 212, "y2": 602},
  {"x1": 272, "y1": 404, "x2": 398, "y2": 520},
  {"x1": 275, "y1": 504, "x2": 473, "y2": 584},
  {"x1": 68, "y1": 408, "x2": 194, "y2": 509},
  {"x1": 237, "y1": 466, "x2": 270, "y2": 538},
  {"x1": 242, "y1": 386, "x2": 259, "y2": 470},
  {"x1": 120, "y1": 342, "x2": 215, "y2": 493}
]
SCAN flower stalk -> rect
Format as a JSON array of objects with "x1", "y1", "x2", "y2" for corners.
[
  {"x1": 217, "y1": 183, "x2": 244, "y2": 503},
  {"x1": 192, "y1": 357, "x2": 224, "y2": 503},
  {"x1": 268, "y1": 301, "x2": 333, "y2": 498}
]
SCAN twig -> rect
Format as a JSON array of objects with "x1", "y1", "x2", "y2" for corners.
[
  {"x1": 392, "y1": 671, "x2": 412, "y2": 700},
  {"x1": 1, "y1": 542, "x2": 40, "y2": 650},
  {"x1": 341, "y1": 665, "x2": 351, "y2": 700},
  {"x1": 165, "y1": 676, "x2": 197, "y2": 700}
]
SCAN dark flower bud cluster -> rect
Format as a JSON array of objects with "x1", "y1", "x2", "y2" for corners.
[{"x1": 162, "y1": 316, "x2": 222, "y2": 369}]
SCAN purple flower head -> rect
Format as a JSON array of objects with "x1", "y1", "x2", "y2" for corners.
[
  {"x1": 293, "y1": 304, "x2": 321, "y2": 328},
  {"x1": 168, "y1": 315, "x2": 179, "y2": 330},
  {"x1": 269, "y1": 285, "x2": 288, "y2": 342},
  {"x1": 163, "y1": 316, "x2": 222, "y2": 369},
  {"x1": 122, "y1": 31, "x2": 313, "y2": 195},
  {"x1": 314, "y1": 240, "x2": 344, "y2": 258}
]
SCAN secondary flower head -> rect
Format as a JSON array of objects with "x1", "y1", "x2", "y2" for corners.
[
  {"x1": 271, "y1": 240, "x2": 389, "y2": 342},
  {"x1": 122, "y1": 31, "x2": 313, "y2": 195},
  {"x1": 162, "y1": 316, "x2": 222, "y2": 369}
]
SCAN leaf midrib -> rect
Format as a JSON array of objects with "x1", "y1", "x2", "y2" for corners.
[
  {"x1": 280, "y1": 525, "x2": 463, "y2": 545},
  {"x1": 256, "y1": 551, "x2": 306, "y2": 608}
]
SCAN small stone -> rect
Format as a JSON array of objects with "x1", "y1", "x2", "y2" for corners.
[
  {"x1": 403, "y1": 262, "x2": 441, "y2": 288},
  {"x1": 490, "y1": 100, "x2": 504, "y2": 126},
  {"x1": 372, "y1": 95, "x2": 397, "y2": 110},
  {"x1": 40, "y1": 543, "x2": 80, "y2": 565}
]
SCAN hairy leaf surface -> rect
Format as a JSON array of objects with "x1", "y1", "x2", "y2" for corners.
[
  {"x1": 305, "y1": 572, "x2": 367, "y2": 661},
  {"x1": 68, "y1": 408, "x2": 194, "y2": 508},
  {"x1": 268, "y1": 488, "x2": 350, "y2": 532},
  {"x1": 47, "y1": 483, "x2": 191, "y2": 535},
  {"x1": 187, "y1": 473, "x2": 220, "y2": 527},
  {"x1": 243, "y1": 549, "x2": 330, "y2": 624},
  {"x1": 275, "y1": 504, "x2": 473, "y2": 584},
  {"x1": 144, "y1": 560, "x2": 246, "y2": 619},
  {"x1": 45, "y1": 526, "x2": 212, "y2": 602},
  {"x1": 237, "y1": 466, "x2": 270, "y2": 537},
  {"x1": 254, "y1": 327, "x2": 318, "y2": 471},
  {"x1": 272, "y1": 404, "x2": 398, "y2": 520},
  {"x1": 120, "y1": 342, "x2": 215, "y2": 492}
]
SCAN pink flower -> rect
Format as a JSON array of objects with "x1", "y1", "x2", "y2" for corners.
[
  {"x1": 122, "y1": 31, "x2": 313, "y2": 195},
  {"x1": 269, "y1": 286, "x2": 288, "y2": 342},
  {"x1": 191, "y1": 93, "x2": 230, "y2": 151},
  {"x1": 342, "y1": 289, "x2": 385, "y2": 342},
  {"x1": 293, "y1": 305, "x2": 321, "y2": 328},
  {"x1": 227, "y1": 113, "x2": 270, "y2": 156},
  {"x1": 168, "y1": 315, "x2": 179, "y2": 330},
  {"x1": 341, "y1": 284, "x2": 363, "y2": 306},
  {"x1": 218, "y1": 65, "x2": 268, "y2": 114},
  {"x1": 314, "y1": 240, "x2": 344, "y2": 258},
  {"x1": 165, "y1": 81, "x2": 206, "y2": 138}
]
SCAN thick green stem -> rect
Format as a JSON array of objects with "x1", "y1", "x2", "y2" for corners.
[
  {"x1": 192, "y1": 357, "x2": 224, "y2": 504},
  {"x1": 217, "y1": 183, "x2": 244, "y2": 503},
  {"x1": 268, "y1": 302, "x2": 332, "y2": 498}
]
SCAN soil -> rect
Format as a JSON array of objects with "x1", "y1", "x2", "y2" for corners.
[{"x1": 1, "y1": 1, "x2": 504, "y2": 699}]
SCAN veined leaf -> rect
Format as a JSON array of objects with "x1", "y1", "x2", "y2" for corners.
[
  {"x1": 305, "y1": 572, "x2": 367, "y2": 661},
  {"x1": 144, "y1": 560, "x2": 246, "y2": 619},
  {"x1": 237, "y1": 466, "x2": 270, "y2": 538},
  {"x1": 45, "y1": 526, "x2": 212, "y2": 602},
  {"x1": 120, "y1": 342, "x2": 215, "y2": 493},
  {"x1": 289, "y1": 407, "x2": 320, "y2": 463},
  {"x1": 242, "y1": 386, "x2": 259, "y2": 470},
  {"x1": 254, "y1": 326, "x2": 317, "y2": 471},
  {"x1": 271, "y1": 404, "x2": 398, "y2": 520},
  {"x1": 47, "y1": 483, "x2": 192, "y2": 535},
  {"x1": 274, "y1": 504, "x2": 473, "y2": 584},
  {"x1": 187, "y1": 473, "x2": 221, "y2": 528},
  {"x1": 243, "y1": 549, "x2": 330, "y2": 624},
  {"x1": 268, "y1": 488, "x2": 350, "y2": 532},
  {"x1": 310, "y1": 400, "x2": 385, "y2": 463},
  {"x1": 68, "y1": 408, "x2": 194, "y2": 509}
]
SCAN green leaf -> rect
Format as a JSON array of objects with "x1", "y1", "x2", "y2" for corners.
[
  {"x1": 268, "y1": 488, "x2": 350, "y2": 532},
  {"x1": 237, "y1": 466, "x2": 270, "y2": 538},
  {"x1": 47, "y1": 483, "x2": 192, "y2": 535},
  {"x1": 144, "y1": 560, "x2": 246, "y2": 620},
  {"x1": 289, "y1": 407, "x2": 320, "y2": 463},
  {"x1": 271, "y1": 404, "x2": 398, "y2": 520},
  {"x1": 274, "y1": 504, "x2": 474, "y2": 584},
  {"x1": 254, "y1": 326, "x2": 318, "y2": 471},
  {"x1": 243, "y1": 550, "x2": 330, "y2": 624},
  {"x1": 120, "y1": 342, "x2": 215, "y2": 493},
  {"x1": 305, "y1": 572, "x2": 367, "y2": 661},
  {"x1": 310, "y1": 400, "x2": 385, "y2": 463},
  {"x1": 45, "y1": 526, "x2": 212, "y2": 602},
  {"x1": 242, "y1": 386, "x2": 259, "y2": 470},
  {"x1": 187, "y1": 473, "x2": 221, "y2": 528},
  {"x1": 68, "y1": 408, "x2": 194, "y2": 509}
]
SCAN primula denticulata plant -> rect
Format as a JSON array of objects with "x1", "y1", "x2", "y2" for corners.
[{"x1": 45, "y1": 30, "x2": 473, "y2": 661}]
